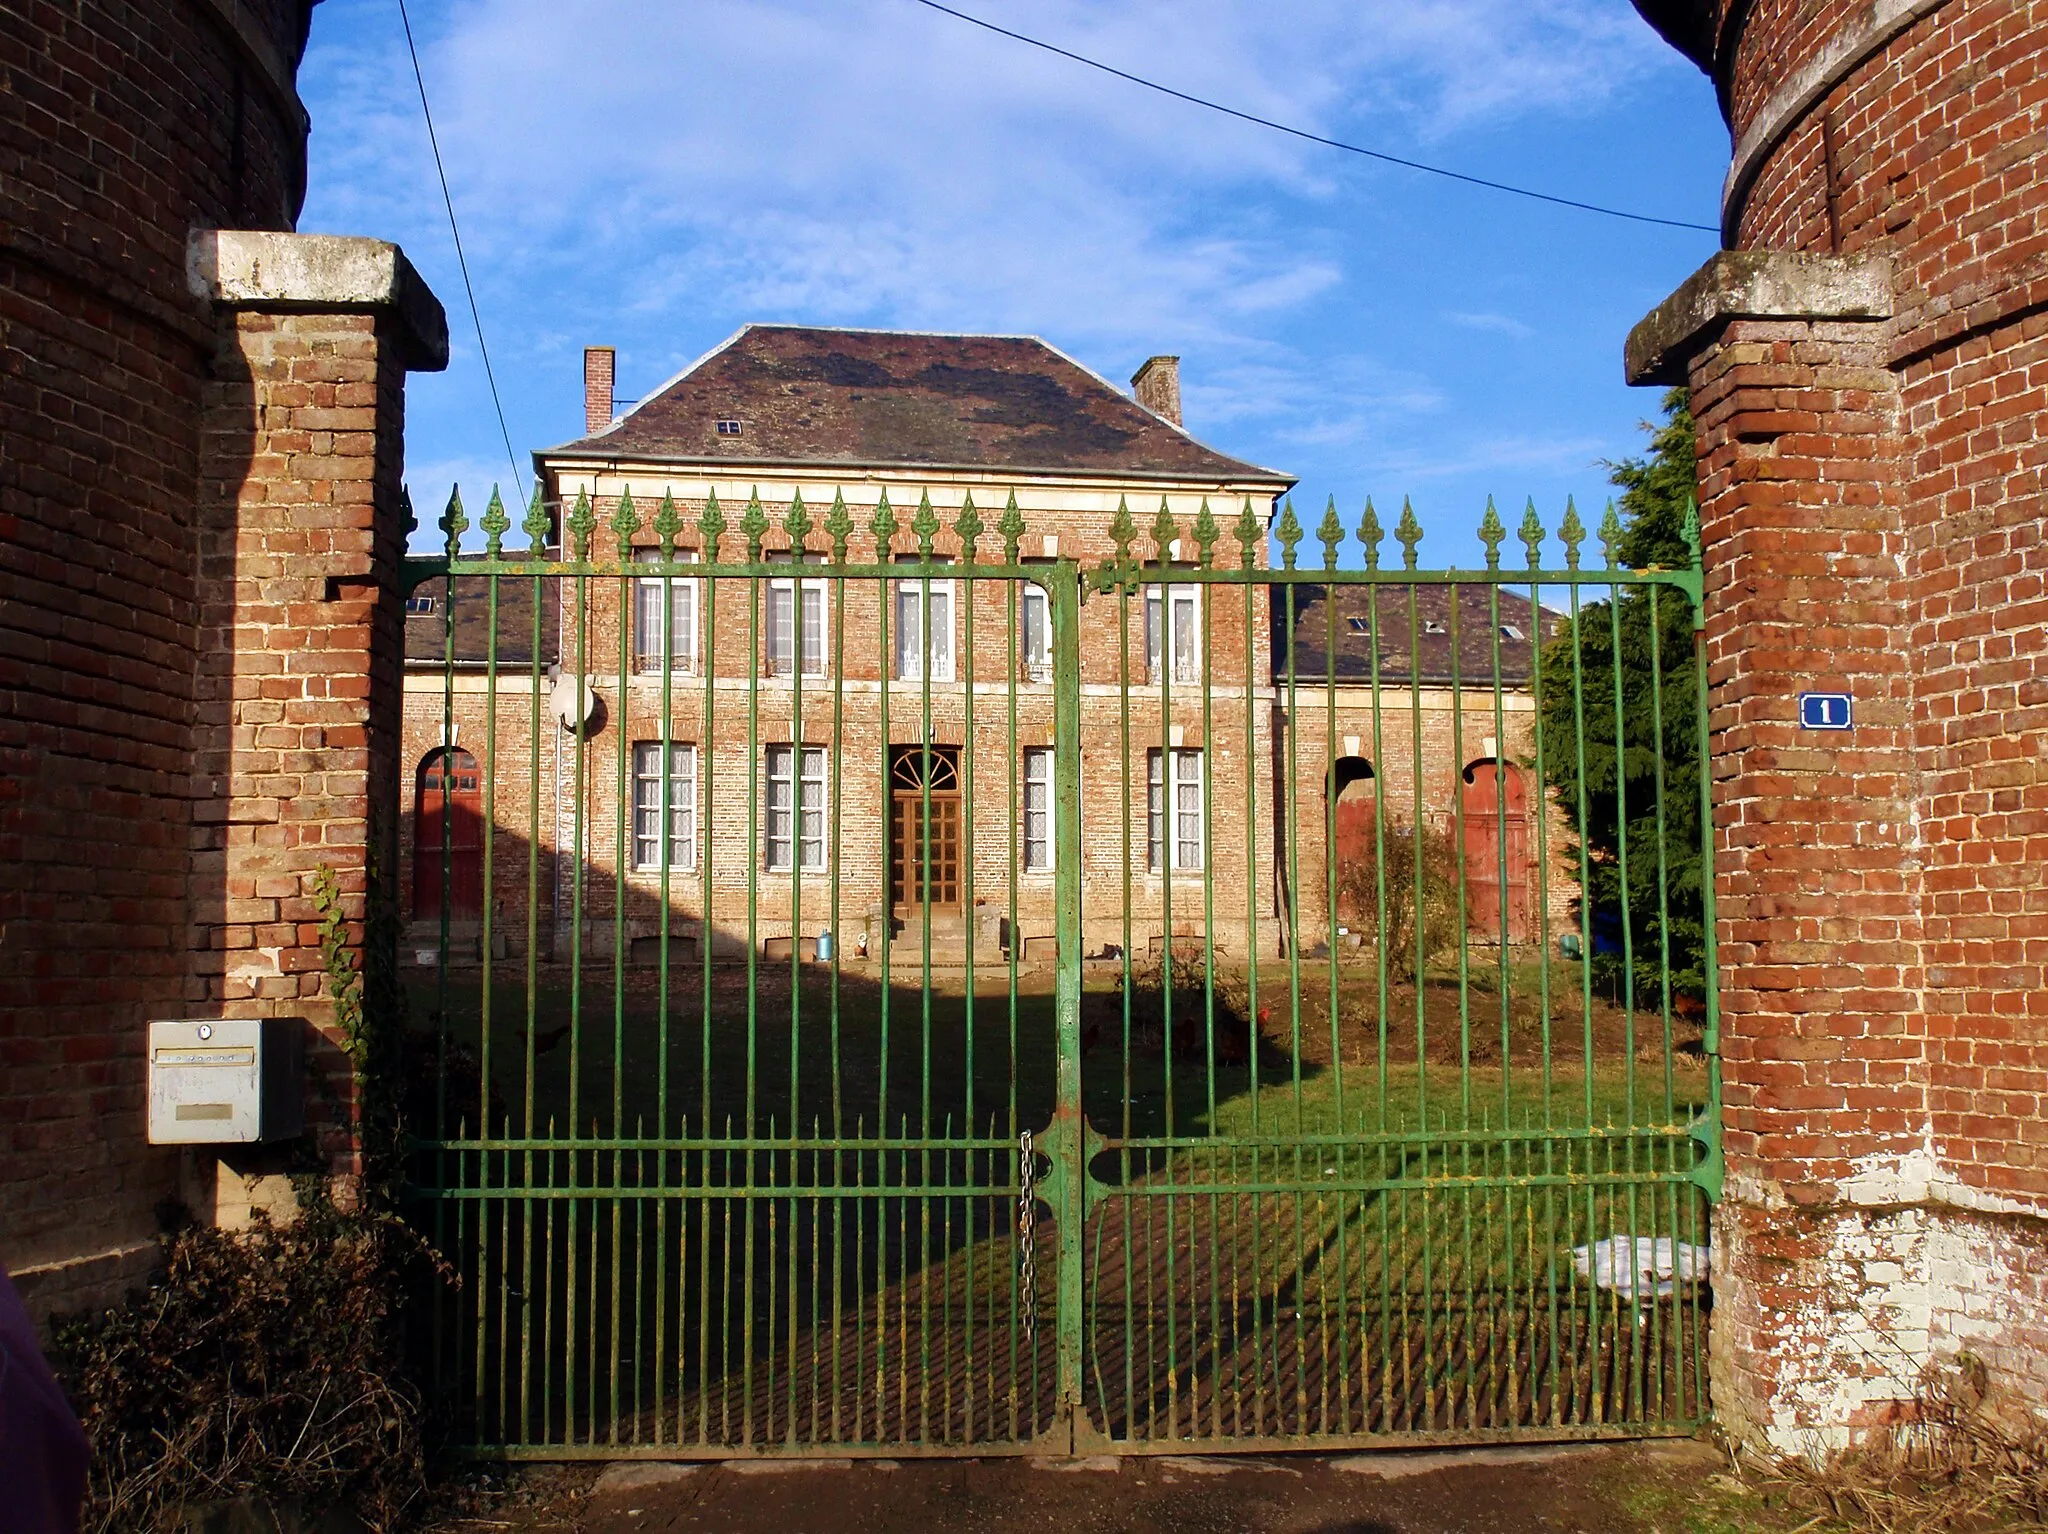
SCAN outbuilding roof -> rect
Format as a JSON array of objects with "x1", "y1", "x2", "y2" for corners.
[
  {"x1": 543, "y1": 324, "x2": 1293, "y2": 487},
  {"x1": 1271, "y1": 583, "x2": 1562, "y2": 689}
]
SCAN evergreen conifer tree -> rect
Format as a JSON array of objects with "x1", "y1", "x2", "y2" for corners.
[{"x1": 1538, "y1": 389, "x2": 1705, "y2": 1000}]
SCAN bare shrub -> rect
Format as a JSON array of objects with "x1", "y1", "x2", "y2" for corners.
[
  {"x1": 52, "y1": 1199, "x2": 448, "y2": 1534},
  {"x1": 1756, "y1": 1356, "x2": 2048, "y2": 1533},
  {"x1": 1332, "y1": 820, "x2": 1463, "y2": 982}
]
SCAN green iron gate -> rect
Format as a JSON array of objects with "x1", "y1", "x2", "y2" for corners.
[{"x1": 405, "y1": 485, "x2": 1719, "y2": 1458}]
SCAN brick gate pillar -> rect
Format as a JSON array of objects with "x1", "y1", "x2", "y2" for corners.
[
  {"x1": 1628, "y1": 250, "x2": 1938, "y2": 1449},
  {"x1": 187, "y1": 231, "x2": 447, "y2": 1217}
]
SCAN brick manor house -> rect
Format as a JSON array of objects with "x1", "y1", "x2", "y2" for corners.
[{"x1": 399, "y1": 325, "x2": 1554, "y2": 966}]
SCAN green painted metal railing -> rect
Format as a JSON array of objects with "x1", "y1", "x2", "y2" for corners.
[{"x1": 404, "y1": 485, "x2": 1717, "y2": 1457}]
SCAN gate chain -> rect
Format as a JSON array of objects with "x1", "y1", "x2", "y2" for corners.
[{"x1": 1018, "y1": 1129, "x2": 1037, "y2": 1346}]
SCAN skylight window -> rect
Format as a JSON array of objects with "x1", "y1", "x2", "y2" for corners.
[
  {"x1": 716, "y1": 419, "x2": 743, "y2": 437},
  {"x1": 1423, "y1": 619, "x2": 1447, "y2": 635},
  {"x1": 1346, "y1": 616, "x2": 1369, "y2": 634},
  {"x1": 405, "y1": 595, "x2": 435, "y2": 615},
  {"x1": 1499, "y1": 623, "x2": 1524, "y2": 641}
]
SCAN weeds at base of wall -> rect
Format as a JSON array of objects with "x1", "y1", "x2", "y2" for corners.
[
  {"x1": 1755, "y1": 1370, "x2": 2048, "y2": 1534},
  {"x1": 51, "y1": 1198, "x2": 451, "y2": 1534}
]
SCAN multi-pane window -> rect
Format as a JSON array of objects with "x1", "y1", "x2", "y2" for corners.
[
  {"x1": 1020, "y1": 584, "x2": 1051, "y2": 682},
  {"x1": 1146, "y1": 748, "x2": 1205, "y2": 872},
  {"x1": 631, "y1": 741, "x2": 697, "y2": 870},
  {"x1": 633, "y1": 549, "x2": 698, "y2": 675},
  {"x1": 1022, "y1": 747, "x2": 1053, "y2": 871},
  {"x1": 894, "y1": 558, "x2": 954, "y2": 681},
  {"x1": 766, "y1": 553, "x2": 826, "y2": 678},
  {"x1": 764, "y1": 745, "x2": 827, "y2": 872},
  {"x1": 1144, "y1": 583, "x2": 1200, "y2": 684}
]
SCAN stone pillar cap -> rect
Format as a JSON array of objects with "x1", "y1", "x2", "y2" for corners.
[
  {"x1": 187, "y1": 229, "x2": 450, "y2": 372},
  {"x1": 1625, "y1": 249, "x2": 1892, "y2": 386}
]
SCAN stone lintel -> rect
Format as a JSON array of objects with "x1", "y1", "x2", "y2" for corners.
[
  {"x1": 187, "y1": 228, "x2": 450, "y2": 372},
  {"x1": 1624, "y1": 249, "x2": 1893, "y2": 386}
]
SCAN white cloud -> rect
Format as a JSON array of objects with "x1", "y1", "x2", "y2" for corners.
[
  {"x1": 302, "y1": 0, "x2": 1674, "y2": 353},
  {"x1": 1445, "y1": 310, "x2": 1535, "y2": 338}
]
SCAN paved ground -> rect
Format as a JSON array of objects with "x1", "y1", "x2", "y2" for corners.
[{"x1": 427, "y1": 1439, "x2": 1750, "y2": 1534}]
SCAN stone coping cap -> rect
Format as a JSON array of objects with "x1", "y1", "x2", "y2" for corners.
[
  {"x1": 188, "y1": 229, "x2": 450, "y2": 372},
  {"x1": 1625, "y1": 249, "x2": 1893, "y2": 386}
]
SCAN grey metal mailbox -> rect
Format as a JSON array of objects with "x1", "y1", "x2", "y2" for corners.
[{"x1": 146, "y1": 1018, "x2": 304, "y2": 1145}]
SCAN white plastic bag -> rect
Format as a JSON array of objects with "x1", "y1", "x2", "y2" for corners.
[{"x1": 1571, "y1": 1235, "x2": 1709, "y2": 1299}]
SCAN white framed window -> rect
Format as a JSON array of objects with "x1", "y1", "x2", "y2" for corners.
[
  {"x1": 1022, "y1": 747, "x2": 1053, "y2": 871},
  {"x1": 633, "y1": 549, "x2": 699, "y2": 675},
  {"x1": 764, "y1": 745, "x2": 827, "y2": 872},
  {"x1": 1020, "y1": 584, "x2": 1052, "y2": 683},
  {"x1": 766, "y1": 553, "x2": 827, "y2": 678},
  {"x1": 1144, "y1": 582, "x2": 1200, "y2": 684},
  {"x1": 895, "y1": 558, "x2": 955, "y2": 681},
  {"x1": 1146, "y1": 748, "x2": 1205, "y2": 873},
  {"x1": 631, "y1": 741, "x2": 697, "y2": 871}
]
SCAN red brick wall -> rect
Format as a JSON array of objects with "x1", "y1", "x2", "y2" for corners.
[
  {"x1": 193, "y1": 306, "x2": 415, "y2": 1178},
  {"x1": 0, "y1": 0, "x2": 315, "y2": 1314},
  {"x1": 1647, "y1": 0, "x2": 2048, "y2": 1444}
]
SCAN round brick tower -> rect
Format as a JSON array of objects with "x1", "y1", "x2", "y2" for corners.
[{"x1": 1627, "y1": 1, "x2": 2048, "y2": 1451}]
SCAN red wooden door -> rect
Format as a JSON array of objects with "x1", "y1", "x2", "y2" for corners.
[
  {"x1": 1461, "y1": 763, "x2": 1532, "y2": 941},
  {"x1": 1332, "y1": 789, "x2": 1377, "y2": 924},
  {"x1": 415, "y1": 748, "x2": 484, "y2": 920}
]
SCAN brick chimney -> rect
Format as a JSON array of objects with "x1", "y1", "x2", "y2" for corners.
[
  {"x1": 583, "y1": 345, "x2": 615, "y2": 435},
  {"x1": 1131, "y1": 355, "x2": 1182, "y2": 427}
]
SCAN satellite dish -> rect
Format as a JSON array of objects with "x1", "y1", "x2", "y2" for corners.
[{"x1": 549, "y1": 673, "x2": 599, "y2": 733}]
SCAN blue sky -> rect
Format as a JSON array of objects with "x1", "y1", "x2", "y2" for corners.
[{"x1": 295, "y1": 0, "x2": 1730, "y2": 567}]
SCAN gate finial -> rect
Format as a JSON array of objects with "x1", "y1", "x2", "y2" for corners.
[
  {"x1": 1394, "y1": 498, "x2": 1422, "y2": 572},
  {"x1": 824, "y1": 489, "x2": 854, "y2": 564},
  {"x1": 1558, "y1": 496, "x2": 1585, "y2": 571},
  {"x1": 1150, "y1": 497, "x2": 1179, "y2": 564},
  {"x1": 1317, "y1": 496, "x2": 1345, "y2": 571},
  {"x1": 1598, "y1": 500, "x2": 1624, "y2": 570},
  {"x1": 1518, "y1": 499, "x2": 1544, "y2": 572},
  {"x1": 1233, "y1": 498, "x2": 1262, "y2": 570},
  {"x1": 441, "y1": 485, "x2": 469, "y2": 560},
  {"x1": 953, "y1": 491, "x2": 982, "y2": 565},
  {"x1": 1479, "y1": 496, "x2": 1505, "y2": 571},
  {"x1": 1191, "y1": 499, "x2": 1220, "y2": 566},
  {"x1": 611, "y1": 486, "x2": 640, "y2": 560},
  {"x1": 868, "y1": 488, "x2": 899, "y2": 556},
  {"x1": 997, "y1": 490, "x2": 1026, "y2": 565},
  {"x1": 654, "y1": 491, "x2": 684, "y2": 560},
  {"x1": 1358, "y1": 498, "x2": 1383, "y2": 571},
  {"x1": 697, "y1": 487, "x2": 726, "y2": 563},
  {"x1": 739, "y1": 488, "x2": 770, "y2": 561},
  {"x1": 480, "y1": 486, "x2": 510, "y2": 559},
  {"x1": 566, "y1": 487, "x2": 596, "y2": 561},
  {"x1": 523, "y1": 483, "x2": 550, "y2": 560},
  {"x1": 1275, "y1": 497, "x2": 1302, "y2": 571},
  {"x1": 911, "y1": 489, "x2": 940, "y2": 560}
]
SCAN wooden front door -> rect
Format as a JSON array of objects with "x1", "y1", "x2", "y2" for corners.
[
  {"x1": 415, "y1": 747, "x2": 484, "y2": 920},
  {"x1": 890, "y1": 745, "x2": 961, "y2": 913},
  {"x1": 1461, "y1": 762, "x2": 1532, "y2": 941}
]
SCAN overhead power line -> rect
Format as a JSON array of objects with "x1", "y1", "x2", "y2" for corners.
[
  {"x1": 396, "y1": 0, "x2": 525, "y2": 491},
  {"x1": 907, "y1": 0, "x2": 1719, "y2": 235}
]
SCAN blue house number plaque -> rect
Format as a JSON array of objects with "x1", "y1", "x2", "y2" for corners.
[{"x1": 1798, "y1": 691, "x2": 1853, "y2": 730}]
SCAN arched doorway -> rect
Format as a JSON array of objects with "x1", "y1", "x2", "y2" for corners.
[
  {"x1": 1328, "y1": 756, "x2": 1376, "y2": 923},
  {"x1": 415, "y1": 747, "x2": 484, "y2": 921},
  {"x1": 1460, "y1": 760, "x2": 1532, "y2": 941},
  {"x1": 889, "y1": 744, "x2": 961, "y2": 914}
]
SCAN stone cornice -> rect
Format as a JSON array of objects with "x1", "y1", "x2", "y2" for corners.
[
  {"x1": 187, "y1": 230, "x2": 450, "y2": 371},
  {"x1": 1625, "y1": 249, "x2": 1893, "y2": 385}
]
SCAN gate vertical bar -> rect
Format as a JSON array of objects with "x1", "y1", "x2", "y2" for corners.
[{"x1": 1049, "y1": 561, "x2": 1086, "y2": 1444}]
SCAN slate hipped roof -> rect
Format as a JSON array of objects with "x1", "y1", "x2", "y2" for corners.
[
  {"x1": 404, "y1": 574, "x2": 557, "y2": 667},
  {"x1": 544, "y1": 325, "x2": 1293, "y2": 487},
  {"x1": 1272, "y1": 584, "x2": 1562, "y2": 688}
]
